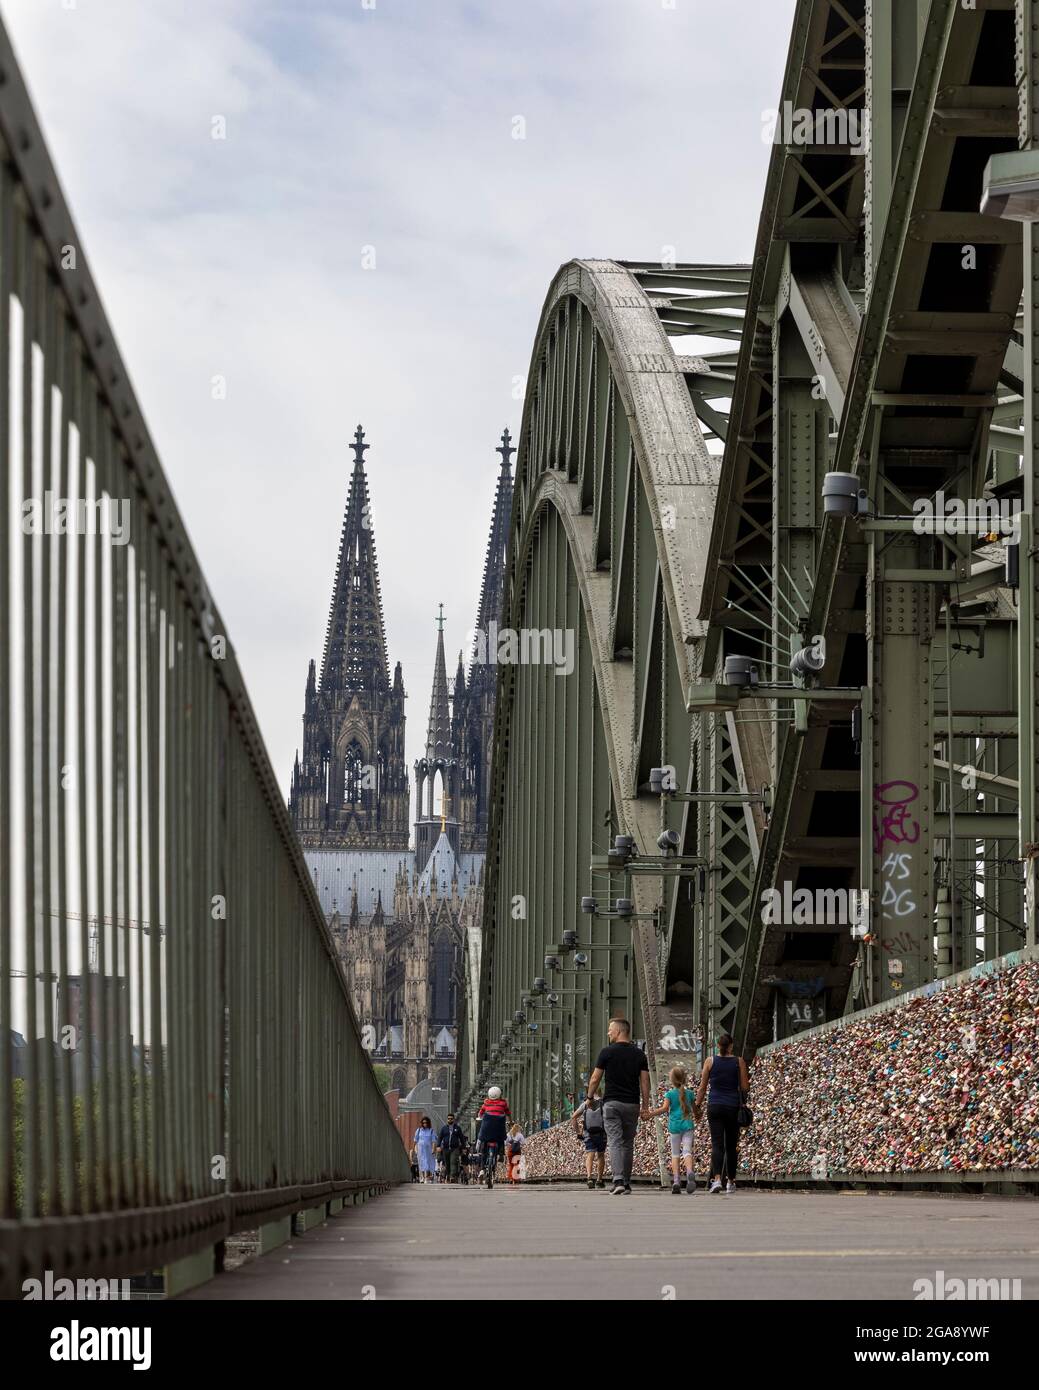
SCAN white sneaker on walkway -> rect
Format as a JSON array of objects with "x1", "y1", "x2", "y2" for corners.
[
  {"x1": 708, "y1": 1179, "x2": 723, "y2": 1194},
  {"x1": 724, "y1": 1181, "x2": 736, "y2": 1194}
]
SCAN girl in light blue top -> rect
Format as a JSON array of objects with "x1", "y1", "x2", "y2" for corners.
[{"x1": 645, "y1": 1065, "x2": 700, "y2": 1194}]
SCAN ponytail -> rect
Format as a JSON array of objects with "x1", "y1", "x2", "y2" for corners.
[{"x1": 670, "y1": 1065, "x2": 694, "y2": 1121}]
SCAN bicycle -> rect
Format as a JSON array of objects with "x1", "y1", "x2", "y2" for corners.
[{"x1": 482, "y1": 1139, "x2": 499, "y2": 1189}]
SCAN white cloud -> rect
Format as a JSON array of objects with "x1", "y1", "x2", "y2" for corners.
[{"x1": 1, "y1": 0, "x2": 795, "y2": 809}]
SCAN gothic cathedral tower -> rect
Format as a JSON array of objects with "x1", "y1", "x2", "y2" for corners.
[
  {"x1": 456, "y1": 427, "x2": 513, "y2": 851},
  {"x1": 289, "y1": 427, "x2": 409, "y2": 849}
]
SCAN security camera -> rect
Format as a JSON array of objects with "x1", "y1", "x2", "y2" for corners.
[
  {"x1": 1007, "y1": 542, "x2": 1020, "y2": 588},
  {"x1": 581, "y1": 896, "x2": 597, "y2": 914},
  {"x1": 723, "y1": 655, "x2": 758, "y2": 688},
  {"x1": 608, "y1": 834, "x2": 635, "y2": 866},
  {"x1": 544, "y1": 954, "x2": 562, "y2": 971},
  {"x1": 574, "y1": 951, "x2": 590, "y2": 966},
  {"x1": 615, "y1": 898, "x2": 633, "y2": 917},
  {"x1": 562, "y1": 929, "x2": 579, "y2": 950},
  {"x1": 513, "y1": 1010, "x2": 525, "y2": 1024},
  {"x1": 649, "y1": 766, "x2": 667, "y2": 794},
  {"x1": 981, "y1": 150, "x2": 1039, "y2": 221},
  {"x1": 528, "y1": 1022, "x2": 538, "y2": 1033},
  {"x1": 656, "y1": 828, "x2": 680, "y2": 855},
  {"x1": 547, "y1": 992, "x2": 560, "y2": 1005},
  {"x1": 790, "y1": 646, "x2": 825, "y2": 681},
  {"x1": 822, "y1": 471, "x2": 867, "y2": 518},
  {"x1": 532, "y1": 977, "x2": 547, "y2": 994}
]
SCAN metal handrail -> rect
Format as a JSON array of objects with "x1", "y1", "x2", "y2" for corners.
[{"x1": 0, "y1": 15, "x2": 407, "y2": 1297}]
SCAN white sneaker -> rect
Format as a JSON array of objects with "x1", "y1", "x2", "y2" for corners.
[
  {"x1": 724, "y1": 1181, "x2": 736, "y2": 1194},
  {"x1": 708, "y1": 1179, "x2": 723, "y2": 1194}
]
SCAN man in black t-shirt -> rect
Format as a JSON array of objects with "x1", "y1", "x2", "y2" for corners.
[{"x1": 585, "y1": 1018, "x2": 650, "y2": 1195}]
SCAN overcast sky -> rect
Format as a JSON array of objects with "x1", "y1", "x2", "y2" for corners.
[{"x1": 2, "y1": 0, "x2": 795, "y2": 813}]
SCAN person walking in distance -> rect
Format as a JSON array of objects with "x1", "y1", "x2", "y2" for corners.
[
  {"x1": 505, "y1": 1122, "x2": 525, "y2": 1183},
  {"x1": 585, "y1": 1018, "x2": 650, "y2": 1195},
  {"x1": 695, "y1": 1033, "x2": 750, "y2": 1194},
  {"x1": 643, "y1": 1065, "x2": 698, "y2": 1194},
  {"x1": 437, "y1": 1112, "x2": 466, "y2": 1184},
  {"x1": 413, "y1": 1116, "x2": 438, "y2": 1184}
]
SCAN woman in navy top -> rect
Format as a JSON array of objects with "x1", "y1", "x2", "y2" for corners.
[{"x1": 695, "y1": 1033, "x2": 750, "y2": 1194}]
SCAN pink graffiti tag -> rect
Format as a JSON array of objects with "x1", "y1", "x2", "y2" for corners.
[{"x1": 873, "y1": 780, "x2": 920, "y2": 856}]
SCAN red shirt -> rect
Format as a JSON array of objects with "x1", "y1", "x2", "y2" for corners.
[{"x1": 478, "y1": 1097, "x2": 511, "y2": 1120}]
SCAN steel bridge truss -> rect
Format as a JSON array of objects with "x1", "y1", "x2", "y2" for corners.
[{"x1": 472, "y1": 0, "x2": 1039, "y2": 1116}]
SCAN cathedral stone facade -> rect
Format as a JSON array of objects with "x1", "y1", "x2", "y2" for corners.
[{"x1": 289, "y1": 425, "x2": 513, "y2": 1100}]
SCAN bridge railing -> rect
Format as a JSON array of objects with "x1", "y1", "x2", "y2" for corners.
[{"x1": 0, "y1": 18, "x2": 407, "y2": 1298}]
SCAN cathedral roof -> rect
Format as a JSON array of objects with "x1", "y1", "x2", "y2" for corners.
[
  {"x1": 307, "y1": 849, "x2": 409, "y2": 917},
  {"x1": 417, "y1": 831, "x2": 458, "y2": 895},
  {"x1": 319, "y1": 425, "x2": 391, "y2": 697},
  {"x1": 374, "y1": 1024, "x2": 405, "y2": 1056}
]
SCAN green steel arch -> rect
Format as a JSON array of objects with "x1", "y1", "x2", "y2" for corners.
[
  {"x1": 469, "y1": 260, "x2": 748, "y2": 1126},
  {"x1": 468, "y1": 1, "x2": 1039, "y2": 1109}
]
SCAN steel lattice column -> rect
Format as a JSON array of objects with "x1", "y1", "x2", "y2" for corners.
[
  {"x1": 868, "y1": 574, "x2": 935, "y2": 993},
  {"x1": 1019, "y1": 0, "x2": 1039, "y2": 943},
  {"x1": 702, "y1": 715, "x2": 754, "y2": 1039}
]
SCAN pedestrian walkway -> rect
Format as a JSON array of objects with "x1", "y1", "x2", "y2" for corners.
[{"x1": 181, "y1": 1185, "x2": 1039, "y2": 1301}]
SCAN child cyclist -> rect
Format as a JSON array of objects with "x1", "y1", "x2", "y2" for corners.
[
  {"x1": 644, "y1": 1065, "x2": 699, "y2": 1194},
  {"x1": 476, "y1": 1085, "x2": 511, "y2": 1178}
]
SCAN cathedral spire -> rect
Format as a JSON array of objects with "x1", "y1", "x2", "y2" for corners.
[
  {"x1": 470, "y1": 427, "x2": 515, "y2": 682},
  {"x1": 426, "y1": 605, "x2": 454, "y2": 761},
  {"x1": 319, "y1": 425, "x2": 390, "y2": 696},
  {"x1": 290, "y1": 423, "x2": 408, "y2": 852}
]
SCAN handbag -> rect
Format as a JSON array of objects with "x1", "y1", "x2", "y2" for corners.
[
  {"x1": 737, "y1": 1082, "x2": 753, "y2": 1129},
  {"x1": 734, "y1": 1057, "x2": 753, "y2": 1128}
]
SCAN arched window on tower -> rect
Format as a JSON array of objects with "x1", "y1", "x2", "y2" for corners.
[
  {"x1": 431, "y1": 930, "x2": 455, "y2": 1025},
  {"x1": 344, "y1": 740, "x2": 365, "y2": 806},
  {"x1": 470, "y1": 737, "x2": 481, "y2": 797}
]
